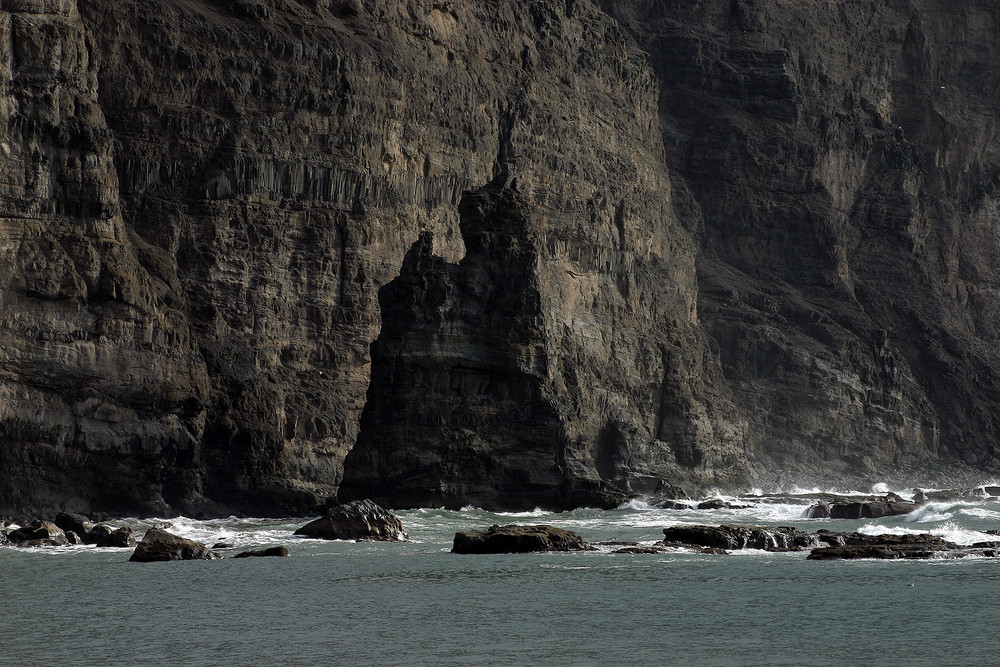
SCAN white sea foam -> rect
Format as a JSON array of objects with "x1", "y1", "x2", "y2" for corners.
[
  {"x1": 494, "y1": 507, "x2": 548, "y2": 518},
  {"x1": 904, "y1": 502, "x2": 965, "y2": 523},
  {"x1": 617, "y1": 499, "x2": 658, "y2": 511},
  {"x1": 856, "y1": 520, "x2": 992, "y2": 546},
  {"x1": 957, "y1": 505, "x2": 1000, "y2": 519}
]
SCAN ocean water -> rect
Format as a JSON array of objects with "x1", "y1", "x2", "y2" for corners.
[{"x1": 4, "y1": 489, "x2": 1000, "y2": 666}]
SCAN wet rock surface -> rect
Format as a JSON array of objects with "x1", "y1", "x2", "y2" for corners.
[
  {"x1": 662, "y1": 524, "x2": 818, "y2": 551},
  {"x1": 806, "y1": 532, "x2": 1000, "y2": 560},
  {"x1": 659, "y1": 522, "x2": 1000, "y2": 560},
  {"x1": 96, "y1": 526, "x2": 136, "y2": 548},
  {"x1": 453, "y1": 524, "x2": 591, "y2": 554},
  {"x1": 7, "y1": 521, "x2": 68, "y2": 547},
  {"x1": 233, "y1": 546, "x2": 290, "y2": 558},
  {"x1": 293, "y1": 499, "x2": 406, "y2": 541},
  {"x1": 129, "y1": 527, "x2": 220, "y2": 562}
]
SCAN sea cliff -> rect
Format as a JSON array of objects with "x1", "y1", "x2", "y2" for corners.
[{"x1": 2, "y1": 0, "x2": 999, "y2": 517}]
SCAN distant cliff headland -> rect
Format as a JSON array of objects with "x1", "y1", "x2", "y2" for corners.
[{"x1": 2, "y1": 0, "x2": 999, "y2": 519}]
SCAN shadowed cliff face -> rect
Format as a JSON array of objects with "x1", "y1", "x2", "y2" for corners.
[
  {"x1": 600, "y1": 0, "x2": 1000, "y2": 486},
  {"x1": 2, "y1": 0, "x2": 1000, "y2": 517}
]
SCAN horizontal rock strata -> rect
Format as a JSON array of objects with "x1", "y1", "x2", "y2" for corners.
[{"x1": 4, "y1": 0, "x2": 1000, "y2": 517}]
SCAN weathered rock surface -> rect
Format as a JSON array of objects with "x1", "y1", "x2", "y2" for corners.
[
  {"x1": 3, "y1": 1, "x2": 1000, "y2": 517},
  {"x1": 601, "y1": 0, "x2": 1000, "y2": 488},
  {"x1": 7, "y1": 521, "x2": 68, "y2": 547},
  {"x1": 452, "y1": 524, "x2": 591, "y2": 554},
  {"x1": 87, "y1": 524, "x2": 114, "y2": 544},
  {"x1": 53, "y1": 513, "x2": 95, "y2": 541},
  {"x1": 96, "y1": 526, "x2": 136, "y2": 548},
  {"x1": 233, "y1": 546, "x2": 290, "y2": 558},
  {"x1": 293, "y1": 499, "x2": 406, "y2": 541},
  {"x1": 806, "y1": 533, "x2": 999, "y2": 560},
  {"x1": 662, "y1": 524, "x2": 818, "y2": 551},
  {"x1": 828, "y1": 501, "x2": 915, "y2": 520},
  {"x1": 658, "y1": 522, "x2": 1000, "y2": 559},
  {"x1": 129, "y1": 527, "x2": 220, "y2": 562}
]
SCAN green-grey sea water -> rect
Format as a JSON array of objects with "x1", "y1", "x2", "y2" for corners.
[{"x1": 4, "y1": 490, "x2": 1000, "y2": 666}]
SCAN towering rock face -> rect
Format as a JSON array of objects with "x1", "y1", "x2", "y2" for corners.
[
  {"x1": 340, "y1": 178, "x2": 744, "y2": 510},
  {"x1": 2, "y1": 0, "x2": 1000, "y2": 517},
  {"x1": 332, "y1": 0, "x2": 752, "y2": 509},
  {"x1": 0, "y1": 0, "x2": 210, "y2": 517},
  {"x1": 600, "y1": 0, "x2": 1000, "y2": 487}
]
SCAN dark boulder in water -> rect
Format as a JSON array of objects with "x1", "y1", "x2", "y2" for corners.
[
  {"x1": 233, "y1": 546, "x2": 290, "y2": 558},
  {"x1": 8, "y1": 521, "x2": 68, "y2": 547},
  {"x1": 452, "y1": 524, "x2": 590, "y2": 554},
  {"x1": 808, "y1": 534, "x2": 961, "y2": 560},
  {"x1": 129, "y1": 527, "x2": 220, "y2": 562},
  {"x1": 54, "y1": 513, "x2": 95, "y2": 541},
  {"x1": 697, "y1": 499, "x2": 751, "y2": 510},
  {"x1": 662, "y1": 524, "x2": 818, "y2": 551},
  {"x1": 804, "y1": 503, "x2": 831, "y2": 518},
  {"x1": 828, "y1": 501, "x2": 914, "y2": 519},
  {"x1": 88, "y1": 524, "x2": 115, "y2": 544},
  {"x1": 294, "y1": 500, "x2": 406, "y2": 541},
  {"x1": 97, "y1": 526, "x2": 136, "y2": 548}
]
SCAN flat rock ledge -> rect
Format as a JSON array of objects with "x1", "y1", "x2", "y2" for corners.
[
  {"x1": 662, "y1": 524, "x2": 817, "y2": 551},
  {"x1": 129, "y1": 527, "x2": 221, "y2": 562},
  {"x1": 294, "y1": 499, "x2": 407, "y2": 541},
  {"x1": 661, "y1": 524, "x2": 1000, "y2": 560},
  {"x1": 452, "y1": 524, "x2": 591, "y2": 554}
]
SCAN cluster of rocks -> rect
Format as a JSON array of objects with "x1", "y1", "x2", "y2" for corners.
[
  {"x1": 657, "y1": 524, "x2": 1000, "y2": 561},
  {"x1": 7, "y1": 496, "x2": 1000, "y2": 561},
  {"x1": 1, "y1": 500, "x2": 410, "y2": 562},
  {"x1": 446, "y1": 519, "x2": 1000, "y2": 559},
  {"x1": 655, "y1": 487, "x2": 1000, "y2": 522},
  {"x1": 2, "y1": 513, "x2": 137, "y2": 549}
]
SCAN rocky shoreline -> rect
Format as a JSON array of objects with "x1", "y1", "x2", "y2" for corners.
[{"x1": 5, "y1": 489, "x2": 1000, "y2": 562}]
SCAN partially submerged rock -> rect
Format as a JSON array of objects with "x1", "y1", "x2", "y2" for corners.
[
  {"x1": 613, "y1": 546, "x2": 673, "y2": 554},
  {"x1": 7, "y1": 521, "x2": 68, "y2": 547},
  {"x1": 233, "y1": 546, "x2": 290, "y2": 558},
  {"x1": 452, "y1": 524, "x2": 591, "y2": 554},
  {"x1": 697, "y1": 499, "x2": 751, "y2": 510},
  {"x1": 54, "y1": 513, "x2": 95, "y2": 541},
  {"x1": 88, "y1": 524, "x2": 115, "y2": 544},
  {"x1": 662, "y1": 524, "x2": 818, "y2": 551},
  {"x1": 658, "y1": 522, "x2": 1000, "y2": 560},
  {"x1": 97, "y1": 526, "x2": 136, "y2": 548},
  {"x1": 294, "y1": 499, "x2": 407, "y2": 541},
  {"x1": 828, "y1": 501, "x2": 914, "y2": 519},
  {"x1": 806, "y1": 533, "x2": 998, "y2": 560},
  {"x1": 129, "y1": 527, "x2": 221, "y2": 562}
]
